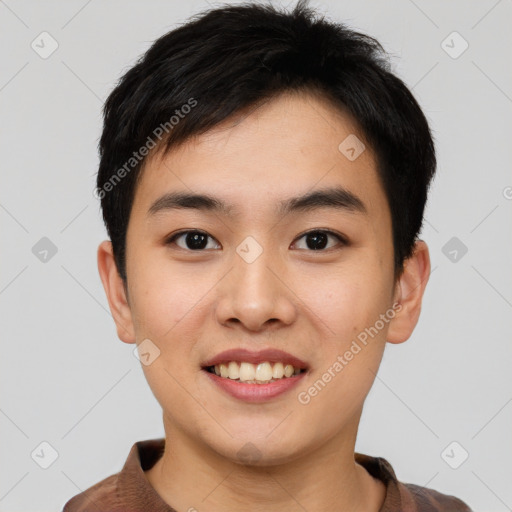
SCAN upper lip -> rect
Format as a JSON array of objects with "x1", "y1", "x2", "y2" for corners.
[{"x1": 201, "y1": 348, "x2": 309, "y2": 370}]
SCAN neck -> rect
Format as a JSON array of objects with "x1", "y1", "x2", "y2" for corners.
[{"x1": 145, "y1": 415, "x2": 385, "y2": 512}]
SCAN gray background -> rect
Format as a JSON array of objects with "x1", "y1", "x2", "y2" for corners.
[{"x1": 1, "y1": 0, "x2": 511, "y2": 510}]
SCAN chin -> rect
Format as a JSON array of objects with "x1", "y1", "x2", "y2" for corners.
[{"x1": 210, "y1": 434, "x2": 308, "y2": 468}]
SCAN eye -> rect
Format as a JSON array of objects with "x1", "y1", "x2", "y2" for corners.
[
  {"x1": 165, "y1": 229, "x2": 346, "y2": 252},
  {"x1": 166, "y1": 230, "x2": 221, "y2": 251},
  {"x1": 292, "y1": 229, "x2": 347, "y2": 251}
]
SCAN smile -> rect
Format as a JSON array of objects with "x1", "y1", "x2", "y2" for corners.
[
  {"x1": 201, "y1": 347, "x2": 309, "y2": 402},
  {"x1": 205, "y1": 361, "x2": 305, "y2": 384}
]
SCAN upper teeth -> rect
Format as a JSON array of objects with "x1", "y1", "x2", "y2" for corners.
[{"x1": 212, "y1": 361, "x2": 302, "y2": 383}]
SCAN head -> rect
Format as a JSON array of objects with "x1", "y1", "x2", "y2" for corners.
[{"x1": 97, "y1": 1, "x2": 433, "y2": 465}]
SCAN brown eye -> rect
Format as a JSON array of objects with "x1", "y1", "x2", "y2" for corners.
[
  {"x1": 166, "y1": 230, "x2": 221, "y2": 250},
  {"x1": 292, "y1": 230, "x2": 346, "y2": 251}
]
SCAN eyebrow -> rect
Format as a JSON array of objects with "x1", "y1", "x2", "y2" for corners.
[{"x1": 147, "y1": 186, "x2": 367, "y2": 218}]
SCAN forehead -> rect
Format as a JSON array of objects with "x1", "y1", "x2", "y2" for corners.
[{"x1": 131, "y1": 91, "x2": 388, "y2": 222}]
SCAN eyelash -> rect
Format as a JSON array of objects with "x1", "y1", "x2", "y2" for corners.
[{"x1": 165, "y1": 229, "x2": 348, "y2": 252}]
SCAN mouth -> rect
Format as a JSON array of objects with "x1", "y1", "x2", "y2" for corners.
[
  {"x1": 201, "y1": 348, "x2": 309, "y2": 385},
  {"x1": 203, "y1": 361, "x2": 307, "y2": 384}
]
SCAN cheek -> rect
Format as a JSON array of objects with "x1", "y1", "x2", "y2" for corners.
[
  {"x1": 294, "y1": 268, "x2": 390, "y2": 422},
  {"x1": 294, "y1": 261, "x2": 389, "y2": 341},
  {"x1": 129, "y1": 253, "x2": 216, "y2": 338}
]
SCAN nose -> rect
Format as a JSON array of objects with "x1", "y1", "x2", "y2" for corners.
[{"x1": 215, "y1": 244, "x2": 297, "y2": 333}]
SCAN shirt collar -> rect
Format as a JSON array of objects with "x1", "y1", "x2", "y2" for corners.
[{"x1": 116, "y1": 438, "x2": 411, "y2": 511}]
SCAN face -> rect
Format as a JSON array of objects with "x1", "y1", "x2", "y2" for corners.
[{"x1": 102, "y1": 91, "x2": 411, "y2": 466}]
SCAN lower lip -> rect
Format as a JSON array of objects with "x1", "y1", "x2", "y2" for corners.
[{"x1": 202, "y1": 369, "x2": 307, "y2": 403}]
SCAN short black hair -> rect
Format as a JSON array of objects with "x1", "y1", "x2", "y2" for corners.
[{"x1": 96, "y1": 0, "x2": 436, "y2": 284}]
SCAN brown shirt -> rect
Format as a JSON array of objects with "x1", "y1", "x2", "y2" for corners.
[{"x1": 62, "y1": 438, "x2": 472, "y2": 512}]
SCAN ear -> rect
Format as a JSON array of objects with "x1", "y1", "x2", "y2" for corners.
[
  {"x1": 387, "y1": 240, "x2": 431, "y2": 344},
  {"x1": 97, "y1": 240, "x2": 136, "y2": 344}
]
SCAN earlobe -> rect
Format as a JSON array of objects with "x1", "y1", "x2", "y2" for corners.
[
  {"x1": 386, "y1": 240, "x2": 431, "y2": 344},
  {"x1": 97, "y1": 240, "x2": 136, "y2": 344}
]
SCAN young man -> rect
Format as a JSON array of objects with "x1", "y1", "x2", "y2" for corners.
[{"x1": 63, "y1": 1, "x2": 472, "y2": 510}]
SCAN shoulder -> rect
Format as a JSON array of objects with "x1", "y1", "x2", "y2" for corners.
[
  {"x1": 398, "y1": 481, "x2": 473, "y2": 511},
  {"x1": 62, "y1": 472, "x2": 122, "y2": 512},
  {"x1": 355, "y1": 453, "x2": 473, "y2": 512},
  {"x1": 61, "y1": 438, "x2": 167, "y2": 512}
]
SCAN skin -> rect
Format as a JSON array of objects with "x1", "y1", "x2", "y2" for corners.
[{"x1": 98, "y1": 90, "x2": 430, "y2": 512}]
